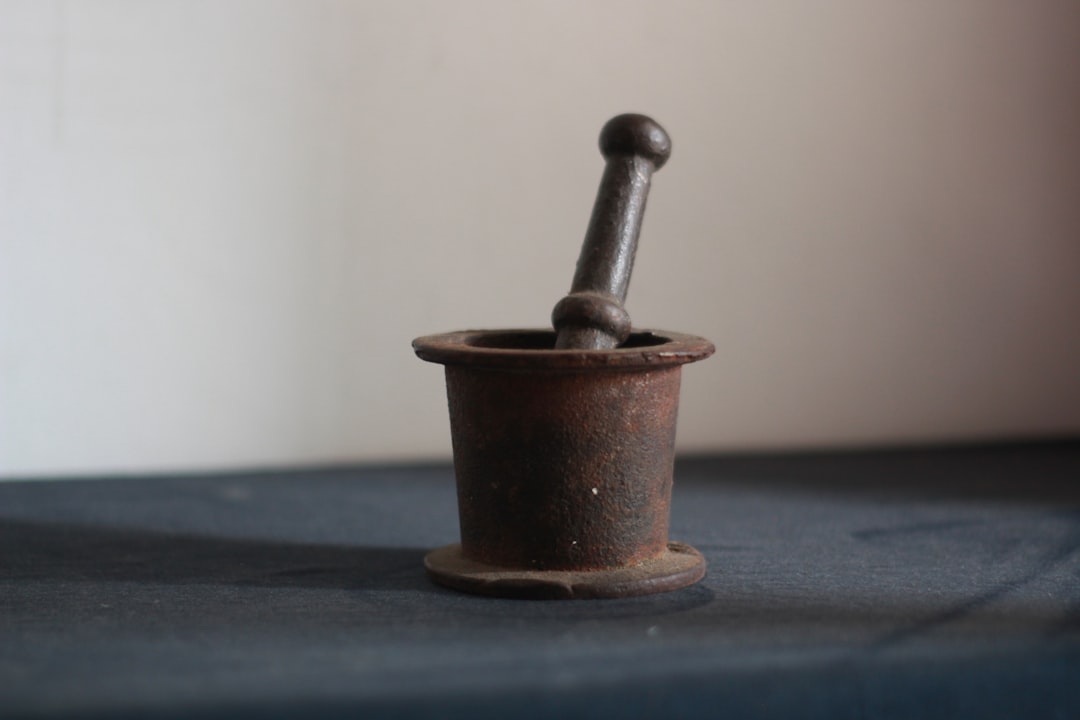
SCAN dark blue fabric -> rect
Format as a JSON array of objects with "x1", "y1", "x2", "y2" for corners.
[{"x1": 2, "y1": 442, "x2": 1079, "y2": 718}]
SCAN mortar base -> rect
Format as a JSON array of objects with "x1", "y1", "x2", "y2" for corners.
[{"x1": 424, "y1": 542, "x2": 706, "y2": 600}]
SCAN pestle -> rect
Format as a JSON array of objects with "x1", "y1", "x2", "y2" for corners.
[{"x1": 552, "y1": 113, "x2": 672, "y2": 350}]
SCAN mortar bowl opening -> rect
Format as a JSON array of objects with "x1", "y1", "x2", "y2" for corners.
[{"x1": 465, "y1": 331, "x2": 672, "y2": 350}]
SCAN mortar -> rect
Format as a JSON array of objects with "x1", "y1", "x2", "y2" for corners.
[{"x1": 414, "y1": 115, "x2": 714, "y2": 599}]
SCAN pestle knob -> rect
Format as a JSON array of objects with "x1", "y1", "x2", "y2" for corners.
[{"x1": 552, "y1": 113, "x2": 672, "y2": 350}]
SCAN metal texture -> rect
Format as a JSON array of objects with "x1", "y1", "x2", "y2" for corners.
[
  {"x1": 413, "y1": 114, "x2": 713, "y2": 599},
  {"x1": 424, "y1": 542, "x2": 705, "y2": 600},
  {"x1": 413, "y1": 330, "x2": 714, "y2": 599},
  {"x1": 553, "y1": 114, "x2": 671, "y2": 350}
]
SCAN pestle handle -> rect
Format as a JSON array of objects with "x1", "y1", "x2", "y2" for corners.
[{"x1": 552, "y1": 114, "x2": 672, "y2": 350}]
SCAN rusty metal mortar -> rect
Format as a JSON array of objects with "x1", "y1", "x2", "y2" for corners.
[{"x1": 413, "y1": 114, "x2": 714, "y2": 599}]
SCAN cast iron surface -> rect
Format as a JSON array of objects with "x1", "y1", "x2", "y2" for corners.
[
  {"x1": 424, "y1": 542, "x2": 705, "y2": 600},
  {"x1": 2, "y1": 442, "x2": 1079, "y2": 719},
  {"x1": 414, "y1": 114, "x2": 708, "y2": 599},
  {"x1": 414, "y1": 331, "x2": 713, "y2": 595},
  {"x1": 552, "y1": 113, "x2": 671, "y2": 350}
]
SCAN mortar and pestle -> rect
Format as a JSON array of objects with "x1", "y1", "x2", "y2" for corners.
[{"x1": 413, "y1": 114, "x2": 714, "y2": 599}]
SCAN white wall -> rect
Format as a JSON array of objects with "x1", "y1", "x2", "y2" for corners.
[{"x1": 2, "y1": 0, "x2": 1079, "y2": 476}]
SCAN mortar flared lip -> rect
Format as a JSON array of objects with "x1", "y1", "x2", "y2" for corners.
[{"x1": 412, "y1": 329, "x2": 714, "y2": 370}]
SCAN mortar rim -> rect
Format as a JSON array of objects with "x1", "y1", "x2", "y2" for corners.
[{"x1": 412, "y1": 329, "x2": 714, "y2": 370}]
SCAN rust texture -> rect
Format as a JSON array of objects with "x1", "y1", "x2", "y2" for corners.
[
  {"x1": 422, "y1": 542, "x2": 706, "y2": 600},
  {"x1": 413, "y1": 330, "x2": 713, "y2": 597},
  {"x1": 413, "y1": 114, "x2": 714, "y2": 599}
]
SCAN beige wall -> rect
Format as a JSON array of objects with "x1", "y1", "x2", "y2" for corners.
[{"x1": 2, "y1": 0, "x2": 1078, "y2": 476}]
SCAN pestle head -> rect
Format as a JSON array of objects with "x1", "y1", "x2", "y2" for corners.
[{"x1": 599, "y1": 114, "x2": 672, "y2": 170}]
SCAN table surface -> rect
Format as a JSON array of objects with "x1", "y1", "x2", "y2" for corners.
[{"x1": 2, "y1": 442, "x2": 1079, "y2": 719}]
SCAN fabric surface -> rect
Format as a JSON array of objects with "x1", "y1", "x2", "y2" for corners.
[{"x1": 2, "y1": 443, "x2": 1079, "y2": 718}]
